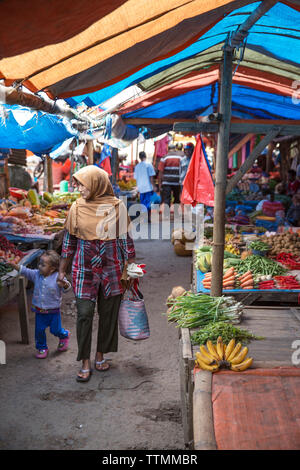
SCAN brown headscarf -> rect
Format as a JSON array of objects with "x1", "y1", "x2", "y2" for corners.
[{"x1": 64, "y1": 165, "x2": 130, "y2": 241}]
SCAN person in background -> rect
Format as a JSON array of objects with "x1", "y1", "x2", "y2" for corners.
[
  {"x1": 134, "y1": 151, "x2": 156, "y2": 221},
  {"x1": 180, "y1": 142, "x2": 195, "y2": 185},
  {"x1": 256, "y1": 188, "x2": 270, "y2": 212},
  {"x1": 261, "y1": 191, "x2": 285, "y2": 218},
  {"x1": 287, "y1": 169, "x2": 300, "y2": 195},
  {"x1": 286, "y1": 192, "x2": 300, "y2": 226},
  {"x1": 8, "y1": 251, "x2": 71, "y2": 359},
  {"x1": 158, "y1": 143, "x2": 183, "y2": 213},
  {"x1": 274, "y1": 182, "x2": 291, "y2": 210}
]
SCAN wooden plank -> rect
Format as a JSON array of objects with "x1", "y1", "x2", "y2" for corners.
[
  {"x1": 17, "y1": 276, "x2": 30, "y2": 344},
  {"x1": 46, "y1": 154, "x2": 53, "y2": 193},
  {"x1": 193, "y1": 370, "x2": 217, "y2": 450},
  {"x1": 290, "y1": 307, "x2": 300, "y2": 323},
  {"x1": 181, "y1": 328, "x2": 193, "y2": 360},
  {"x1": 173, "y1": 121, "x2": 300, "y2": 136}
]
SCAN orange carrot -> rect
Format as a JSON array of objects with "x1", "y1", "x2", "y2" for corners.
[
  {"x1": 239, "y1": 274, "x2": 253, "y2": 284},
  {"x1": 241, "y1": 280, "x2": 254, "y2": 288},
  {"x1": 239, "y1": 271, "x2": 251, "y2": 281}
]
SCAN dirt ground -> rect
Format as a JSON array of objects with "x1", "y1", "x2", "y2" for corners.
[{"x1": 0, "y1": 224, "x2": 191, "y2": 450}]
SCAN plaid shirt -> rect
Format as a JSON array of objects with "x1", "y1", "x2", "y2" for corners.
[{"x1": 61, "y1": 230, "x2": 135, "y2": 301}]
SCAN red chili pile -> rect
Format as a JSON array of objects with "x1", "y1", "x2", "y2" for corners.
[
  {"x1": 258, "y1": 280, "x2": 276, "y2": 290},
  {"x1": 0, "y1": 235, "x2": 24, "y2": 260},
  {"x1": 276, "y1": 252, "x2": 300, "y2": 270},
  {"x1": 274, "y1": 275, "x2": 300, "y2": 290}
]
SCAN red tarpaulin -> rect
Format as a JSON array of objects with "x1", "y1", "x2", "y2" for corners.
[{"x1": 180, "y1": 134, "x2": 214, "y2": 207}]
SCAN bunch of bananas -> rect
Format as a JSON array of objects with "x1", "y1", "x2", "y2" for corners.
[
  {"x1": 225, "y1": 243, "x2": 240, "y2": 256},
  {"x1": 195, "y1": 336, "x2": 253, "y2": 372},
  {"x1": 196, "y1": 251, "x2": 212, "y2": 273}
]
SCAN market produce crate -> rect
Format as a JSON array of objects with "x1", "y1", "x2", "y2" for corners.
[{"x1": 196, "y1": 271, "x2": 300, "y2": 305}]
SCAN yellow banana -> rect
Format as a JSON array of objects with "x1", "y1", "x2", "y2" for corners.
[
  {"x1": 195, "y1": 351, "x2": 216, "y2": 366},
  {"x1": 216, "y1": 336, "x2": 224, "y2": 360},
  {"x1": 230, "y1": 347, "x2": 249, "y2": 365},
  {"x1": 206, "y1": 340, "x2": 220, "y2": 361},
  {"x1": 224, "y1": 338, "x2": 235, "y2": 360},
  {"x1": 230, "y1": 357, "x2": 253, "y2": 371},
  {"x1": 196, "y1": 358, "x2": 219, "y2": 372},
  {"x1": 227, "y1": 342, "x2": 242, "y2": 362},
  {"x1": 199, "y1": 345, "x2": 217, "y2": 363}
]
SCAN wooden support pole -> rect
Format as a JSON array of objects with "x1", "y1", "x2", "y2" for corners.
[
  {"x1": 43, "y1": 155, "x2": 47, "y2": 192},
  {"x1": 18, "y1": 276, "x2": 30, "y2": 344},
  {"x1": 87, "y1": 140, "x2": 94, "y2": 165},
  {"x1": 266, "y1": 141, "x2": 275, "y2": 173},
  {"x1": 69, "y1": 152, "x2": 75, "y2": 191},
  {"x1": 46, "y1": 154, "x2": 53, "y2": 193},
  {"x1": 193, "y1": 371, "x2": 217, "y2": 450},
  {"x1": 210, "y1": 46, "x2": 233, "y2": 297},
  {"x1": 226, "y1": 128, "x2": 281, "y2": 195}
]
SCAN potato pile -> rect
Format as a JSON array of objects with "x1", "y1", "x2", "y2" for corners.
[{"x1": 260, "y1": 232, "x2": 300, "y2": 257}]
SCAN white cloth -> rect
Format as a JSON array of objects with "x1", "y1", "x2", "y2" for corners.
[{"x1": 134, "y1": 161, "x2": 156, "y2": 194}]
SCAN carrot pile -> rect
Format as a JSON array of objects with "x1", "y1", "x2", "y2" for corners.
[
  {"x1": 203, "y1": 268, "x2": 254, "y2": 290},
  {"x1": 237, "y1": 271, "x2": 254, "y2": 289}
]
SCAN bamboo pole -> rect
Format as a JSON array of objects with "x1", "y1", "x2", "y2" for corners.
[
  {"x1": 87, "y1": 140, "x2": 94, "y2": 165},
  {"x1": 46, "y1": 155, "x2": 53, "y2": 193},
  {"x1": 210, "y1": 46, "x2": 233, "y2": 297}
]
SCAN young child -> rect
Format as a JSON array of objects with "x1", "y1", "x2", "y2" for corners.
[{"x1": 10, "y1": 250, "x2": 71, "y2": 359}]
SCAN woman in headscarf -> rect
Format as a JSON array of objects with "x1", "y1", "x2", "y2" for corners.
[{"x1": 57, "y1": 166, "x2": 136, "y2": 382}]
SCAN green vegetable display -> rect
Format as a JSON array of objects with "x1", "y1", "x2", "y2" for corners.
[
  {"x1": 249, "y1": 240, "x2": 270, "y2": 251},
  {"x1": 166, "y1": 293, "x2": 243, "y2": 328},
  {"x1": 237, "y1": 255, "x2": 286, "y2": 276},
  {"x1": 190, "y1": 321, "x2": 264, "y2": 346},
  {"x1": 0, "y1": 262, "x2": 13, "y2": 276}
]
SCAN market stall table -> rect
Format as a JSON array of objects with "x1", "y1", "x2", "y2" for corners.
[
  {"x1": 196, "y1": 270, "x2": 300, "y2": 305},
  {"x1": 0, "y1": 248, "x2": 44, "y2": 344},
  {"x1": 179, "y1": 304, "x2": 300, "y2": 449},
  {"x1": 1, "y1": 232, "x2": 58, "y2": 250}
]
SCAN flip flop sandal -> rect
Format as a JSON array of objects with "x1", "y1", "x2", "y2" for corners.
[
  {"x1": 76, "y1": 368, "x2": 93, "y2": 382},
  {"x1": 94, "y1": 359, "x2": 110, "y2": 372}
]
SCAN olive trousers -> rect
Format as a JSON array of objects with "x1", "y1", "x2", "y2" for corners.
[{"x1": 75, "y1": 286, "x2": 122, "y2": 361}]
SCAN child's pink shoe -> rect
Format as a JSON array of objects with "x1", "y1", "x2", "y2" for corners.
[
  {"x1": 57, "y1": 331, "x2": 70, "y2": 352},
  {"x1": 36, "y1": 349, "x2": 48, "y2": 359}
]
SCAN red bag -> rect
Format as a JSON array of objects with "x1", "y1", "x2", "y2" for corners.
[{"x1": 181, "y1": 134, "x2": 214, "y2": 207}]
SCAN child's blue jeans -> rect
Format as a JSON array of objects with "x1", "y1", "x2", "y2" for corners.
[{"x1": 35, "y1": 312, "x2": 69, "y2": 350}]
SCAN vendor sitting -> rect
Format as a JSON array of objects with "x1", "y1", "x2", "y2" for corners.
[
  {"x1": 287, "y1": 169, "x2": 300, "y2": 196},
  {"x1": 286, "y1": 193, "x2": 300, "y2": 227},
  {"x1": 274, "y1": 183, "x2": 291, "y2": 210},
  {"x1": 256, "y1": 188, "x2": 270, "y2": 212},
  {"x1": 261, "y1": 192, "x2": 285, "y2": 218}
]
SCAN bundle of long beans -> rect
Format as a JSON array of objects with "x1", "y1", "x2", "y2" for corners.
[
  {"x1": 166, "y1": 293, "x2": 243, "y2": 329},
  {"x1": 237, "y1": 255, "x2": 286, "y2": 276},
  {"x1": 191, "y1": 321, "x2": 264, "y2": 346}
]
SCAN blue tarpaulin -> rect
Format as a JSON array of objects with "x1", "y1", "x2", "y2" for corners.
[
  {"x1": 0, "y1": 104, "x2": 78, "y2": 154},
  {"x1": 65, "y1": 1, "x2": 300, "y2": 120}
]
